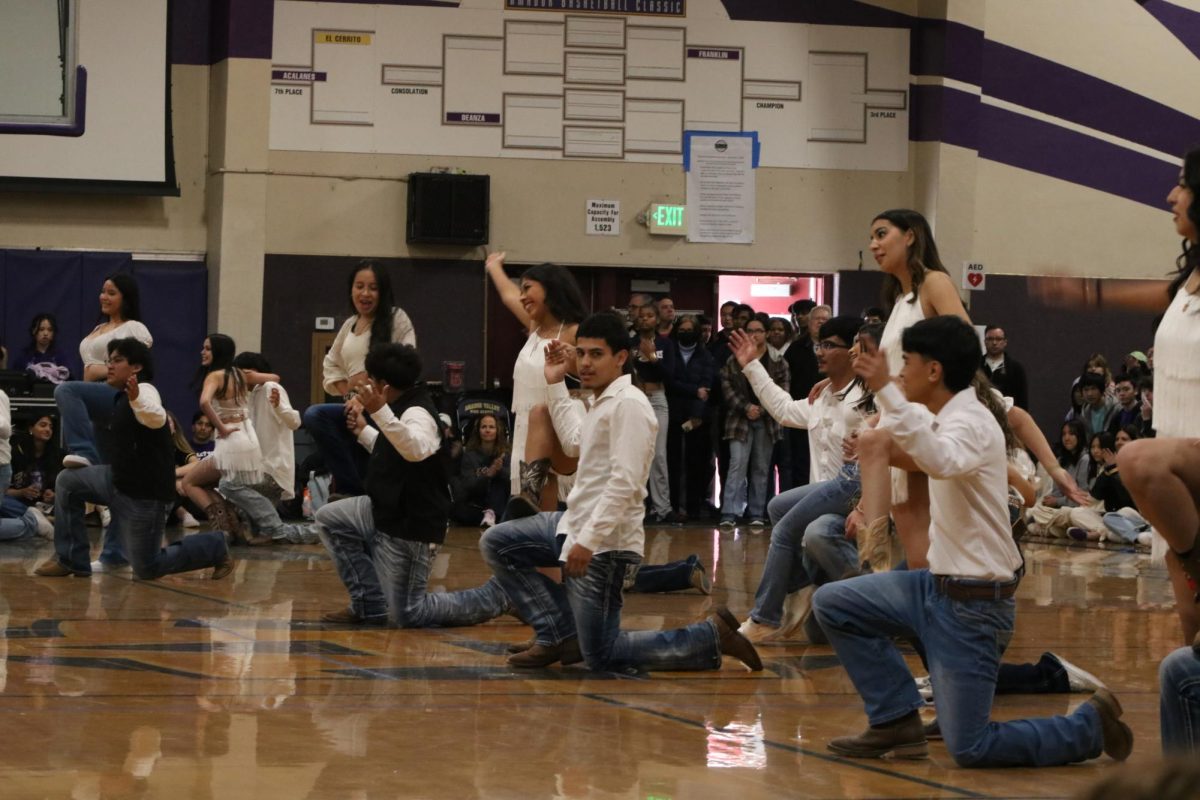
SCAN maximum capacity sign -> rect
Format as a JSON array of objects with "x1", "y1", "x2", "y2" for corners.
[{"x1": 586, "y1": 199, "x2": 620, "y2": 236}]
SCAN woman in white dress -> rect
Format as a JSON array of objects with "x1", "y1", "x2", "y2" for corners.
[
  {"x1": 484, "y1": 252, "x2": 587, "y2": 517},
  {"x1": 303, "y1": 261, "x2": 416, "y2": 497},
  {"x1": 851, "y1": 209, "x2": 970, "y2": 568},
  {"x1": 56, "y1": 273, "x2": 154, "y2": 468},
  {"x1": 178, "y1": 334, "x2": 279, "y2": 542}
]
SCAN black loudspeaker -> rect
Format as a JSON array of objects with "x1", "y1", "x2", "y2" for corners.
[{"x1": 406, "y1": 172, "x2": 490, "y2": 245}]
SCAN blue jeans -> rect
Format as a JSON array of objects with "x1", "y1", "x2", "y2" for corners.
[
  {"x1": 304, "y1": 403, "x2": 368, "y2": 497},
  {"x1": 55, "y1": 381, "x2": 120, "y2": 464},
  {"x1": 316, "y1": 496, "x2": 509, "y2": 627},
  {"x1": 751, "y1": 467, "x2": 859, "y2": 626},
  {"x1": 480, "y1": 512, "x2": 576, "y2": 646},
  {"x1": 628, "y1": 554, "x2": 701, "y2": 593},
  {"x1": 1102, "y1": 509, "x2": 1149, "y2": 544},
  {"x1": 1160, "y1": 645, "x2": 1200, "y2": 755},
  {"x1": 482, "y1": 513, "x2": 721, "y2": 671},
  {"x1": 722, "y1": 419, "x2": 773, "y2": 518},
  {"x1": 0, "y1": 481, "x2": 38, "y2": 540},
  {"x1": 219, "y1": 478, "x2": 315, "y2": 542},
  {"x1": 52, "y1": 465, "x2": 226, "y2": 578},
  {"x1": 802, "y1": 513, "x2": 860, "y2": 585},
  {"x1": 813, "y1": 570, "x2": 1103, "y2": 767}
]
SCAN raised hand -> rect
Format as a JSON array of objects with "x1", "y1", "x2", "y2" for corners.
[
  {"x1": 852, "y1": 337, "x2": 890, "y2": 394},
  {"x1": 727, "y1": 328, "x2": 759, "y2": 368},
  {"x1": 543, "y1": 338, "x2": 571, "y2": 384}
]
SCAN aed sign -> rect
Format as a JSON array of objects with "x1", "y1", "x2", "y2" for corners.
[
  {"x1": 648, "y1": 203, "x2": 686, "y2": 235},
  {"x1": 586, "y1": 199, "x2": 620, "y2": 236},
  {"x1": 962, "y1": 261, "x2": 986, "y2": 291}
]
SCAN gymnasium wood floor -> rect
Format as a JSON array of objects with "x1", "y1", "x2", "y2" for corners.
[{"x1": 0, "y1": 523, "x2": 1180, "y2": 800}]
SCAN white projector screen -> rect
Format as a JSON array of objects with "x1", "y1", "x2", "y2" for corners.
[{"x1": 0, "y1": 0, "x2": 175, "y2": 193}]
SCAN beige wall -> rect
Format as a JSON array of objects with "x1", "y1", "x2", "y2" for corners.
[
  {"x1": 0, "y1": 64, "x2": 210, "y2": 254},
  {"x1": 0, "y1": 0, "x2": 1188, "y2": 333},
  {"x1": 264, "y1": 148, "x2": 914, "y2": 271}
]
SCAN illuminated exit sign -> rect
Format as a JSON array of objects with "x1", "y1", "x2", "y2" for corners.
[{"x1": 648, "y1": 203, "x2": 686, "y2": 235}]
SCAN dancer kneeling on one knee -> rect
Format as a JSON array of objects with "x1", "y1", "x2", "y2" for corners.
[{"x1": 480, "y1": 312, "x2": 760, "y2": 672}]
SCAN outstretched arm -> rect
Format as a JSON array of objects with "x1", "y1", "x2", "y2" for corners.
[{"x1": 484, "y1": 251, "x2": 534, "y2": 330}]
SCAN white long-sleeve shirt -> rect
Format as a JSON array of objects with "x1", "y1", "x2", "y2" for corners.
[
  {"x1": 548, "y1": 374, "x2": 655, "y2": 557},
  {"x1": 356, "y1": 402, "x2": 440, "y2": 462},
  {"x1": 249, "y1": 382, "x2": 302, "y2": 498},
  {"x1": 743, "y1": 359, "x2": 866, "y2": 484},
  {"x1": 875, "y1": 383, "x2": 1022, "y2": 581}
]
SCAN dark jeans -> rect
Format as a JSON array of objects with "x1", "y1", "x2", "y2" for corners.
[
  {"x1": 303, "y1": 403, "x2": 368, "y2": 496},
  {"x1": 53, "y1": 465, "x2": 227, "y2": 578},
  {"x1": 667, "y1": 411, "x2": 714, "y2": 515},
  {"x1": 628, "y1": 554, "x2": 701, "y2": 593}
]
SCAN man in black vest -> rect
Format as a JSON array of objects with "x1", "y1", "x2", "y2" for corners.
[
  {"x1": 981, "y1": 325, "x2": 1029, "y2": 410},
  {"x1": 35, "y1": 338, "x2": 232, "y2": 579},
  {"x1": 317, "y1": 342, "x2": 510, "y2": 627}
]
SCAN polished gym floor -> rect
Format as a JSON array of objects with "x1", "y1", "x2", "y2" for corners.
[{"x1": 0, "y1": 523, "x2": 1179, "y2": 799}]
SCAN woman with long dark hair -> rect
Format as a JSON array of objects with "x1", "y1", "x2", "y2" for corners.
[
  {"x1": 56, "y1": 273, "x2": 153, "y2": 469},
  {"x1": 0, "y1": 415, "x2": 58, "y2": 540},
  {"x1": 178, "y1": 334, "x2": 279, "y2": 543},
  {"x1": 15, "y1": 313, "x2": 71, "y2": 384},
  {"x1": 484, "y1": 252, "x2": 587, "y2": 516},
  {"x1": 303, "y1": 260, "x2": 416, "y2": 498}
]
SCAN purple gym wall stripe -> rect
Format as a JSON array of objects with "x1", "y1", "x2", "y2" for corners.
[
  {"x1": 909, "y1": 84, "x2": 980, "y2": 152},
  {"x1": 1138, "y1": 0, "x2": 1200, "y2": 60},
  {"x1": 910, "y1": 18, "x2": 983, "y2": 87},
  {"x1": 170, "y1": 0, "x2": 213, "y2": 66},
  {"x1": 981, "y1": 39, "x2": 1200, "y2": 162},
  {"x1": 208, "y1": 0, "x2": 274, "y2": 62}
]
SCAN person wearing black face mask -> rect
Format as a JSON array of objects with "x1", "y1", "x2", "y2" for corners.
[{"x1": 667, "y1": 315, "x2": 716, "y2": 521}]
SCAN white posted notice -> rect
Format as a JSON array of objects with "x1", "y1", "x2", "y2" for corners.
[
  {"x1": 586, "y1": 199, "x2": 620, "y2": 236},
  {"x1": 686, "y1": 135, "x2": 755, "y2": 243}
]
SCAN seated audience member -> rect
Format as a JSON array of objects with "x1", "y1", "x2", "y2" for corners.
[
  {"x1": 190, "y1": 412, "x2": 216, "y2": 458},
  {"x1": 14, "y1": 313, "x2": 71, "y2": 384},
  {"x1": 1136, "y1": 376, "x2": 1155, "y2": 438},
  {"x1": 1, "y1": 413, "x2": 56, "y2": 540},
  {"x1": 1121, "y1": 351, "x2": 1150, "y2": 382},
  {"x1": 1064, "y1": 383, "x2": 1085, "y2": 424},
  {"x1": 219, "y1": 352, "x2": 317, "y2": 545},
  {"x1": 317, "y1": 343, "x2": 509, "y2": 627},
  {"x1": 862, "y1": 307, "x2": 886, "y2": 325},
  {"x1": 1027, "y1": 420, "x2": 1091, "y2": 535},
  {"x1": 450, "y1": 413, "x2": 511, "y2": 528},
  {"x1": 1106, "y1": 374, "x2": 1141, "y2": 434},
  {"x1": 35, "y1": 338, "x2": 233, "y2": 580},
  {"x1": 719, "y1": 316, "x2": 788, "y2": 528},
  {"x1": 667, "y1": 315, "x2": 715, "y2": 521},
  {"x1": 1077, "y1": 373, "x2": 1116, "y2": 438},
  {"x1": 1078, "y1": 353, "x2": 1117, "y2": 398}
]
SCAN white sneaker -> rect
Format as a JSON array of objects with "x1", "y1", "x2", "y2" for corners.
[
  {"x1": 29, "y1": 507, "x2": 53, "y2": 539},
  {"x1": 178, "y1": 509, "x2": 200, "y2": 528},
  {"x1": 914, "y1": 674, "x2": 934, "y2": 702},
  {"x1": 62, "y1": 454, "x2": 93, "y2": 469},
  {"x1": 91, "y1": 559, "x2": 131, "y2": 574},
  {"x1": 1136, "y1": 530, "x2": 1154, "y2": 548},
  {"x1": 1047, "y1": 652, "x2": 1106, "y2": 693},
  {"x1": 737, "y1": 618, "x2": 781, "y2": 644},
  {"x1": 99, "y1": 507, "x2": 111, "y2": 528}
]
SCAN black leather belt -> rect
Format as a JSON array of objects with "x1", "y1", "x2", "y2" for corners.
[{"x1": 933, "y1": 574, "x2": 1019, "y2": 601}]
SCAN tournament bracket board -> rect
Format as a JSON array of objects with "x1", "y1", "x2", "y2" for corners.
[{"x1": 269, "y1": 0, "x2": 908, "y2": 171}]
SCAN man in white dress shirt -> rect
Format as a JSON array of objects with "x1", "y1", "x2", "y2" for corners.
[
  {"x1": 812, "y1": 315, "x2": 1132, "y2": 767},
  {"x1": 481, "y1": 312, "x2": 761, "y2": 672}
]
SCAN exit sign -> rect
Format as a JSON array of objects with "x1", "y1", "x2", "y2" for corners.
[{"x1": 648, "y1": 203, "x2": 686, "y2": 235}]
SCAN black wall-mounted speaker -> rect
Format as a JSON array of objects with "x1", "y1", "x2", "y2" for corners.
[{"x1": 406, "y1": 172, "x2": 490, "y2": 246}]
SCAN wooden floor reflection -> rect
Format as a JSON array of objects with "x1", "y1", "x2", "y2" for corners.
[{"x1": 0, "y1": 525, "x2": 1181, "y2": 799}]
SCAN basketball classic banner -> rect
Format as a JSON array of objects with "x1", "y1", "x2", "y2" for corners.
[{"x1": 504, "y1": 0, "x2": 685, "y2": 17}]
